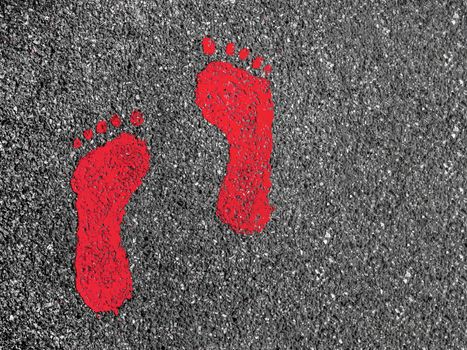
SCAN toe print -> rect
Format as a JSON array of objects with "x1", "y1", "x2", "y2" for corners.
[
  {"x1": 195, "y1": 36, "x2": 275, "y2": 234},
  {"x1": 71, "y1": 110, "x2": 150, "y2": 315}
]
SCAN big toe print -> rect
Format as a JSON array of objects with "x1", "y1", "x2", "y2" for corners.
[
  {"x1": 195, "y1": 37, "x2": 275, "y2": 235},
  {"x1": 71, "y1": 110, "x2": 150, "y2": 315}
]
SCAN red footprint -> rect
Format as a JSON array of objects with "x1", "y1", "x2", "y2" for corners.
[
  {"x1": 195, "y1": 37, "x2": 275, "y2": 234},
  {"x1": 71, "y1": 110, "x2": 149, "y2": 315}
]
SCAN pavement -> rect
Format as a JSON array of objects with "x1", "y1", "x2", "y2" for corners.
[{"x1": 0, "y1": 0, "x2": 466, "y2": 349}]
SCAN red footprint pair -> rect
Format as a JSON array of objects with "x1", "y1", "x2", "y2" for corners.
[{"x1": 71, "y1": 37, "x2": 275, "y2": 314}]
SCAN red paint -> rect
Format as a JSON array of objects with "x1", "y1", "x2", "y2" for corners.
[
  {"x1": 96, "y1": 120, "x2": 107, "y2": 134},
  {"x1": 202, "y1": 37, "x2": 216, "y2": 56},
  {"x1": 238, "y1": 48, "x2": 250, "y2": 61},
  {"x1": 73, "y1": 137, "x2": 82, "y2": 149},
  {"x1": 251, "y1": 56, "x2": 263, "y2": 69},
  {"x1": 263, "y1": 64, "x2": 272, "y2": 75},
  {"x1": 130, "y1": 109, "x2": 144, "y2": 126},
  {"x1": 225, "y1": 42, "x2": 235, "y2": 56},
  {"x1": 83, "y1": 129, "x2": 93, "y2": 140},
  {"x1": 110, "y1": 114, "x2": 122, "y2": 128},
  {"x1": 71, "y1": 132, "x2": 150, "y2": 315},
  {"x1": 196, "y1": 54, "x2": 275, "y2": 234}
]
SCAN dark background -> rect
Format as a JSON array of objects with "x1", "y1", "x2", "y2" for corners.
[{"x1": 1, "y1": 0, "x2": 466, "y2": 348}]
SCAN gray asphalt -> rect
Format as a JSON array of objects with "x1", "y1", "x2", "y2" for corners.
[{"x1": 1, "y1": 0, "x2": 466, "y2": 349}]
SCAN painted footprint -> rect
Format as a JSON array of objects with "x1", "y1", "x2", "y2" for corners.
[
  {"x1": 195, "y1": 37, "x2": 275, "y2": 235},
  {"x1": 71, "y1": 110, "x2": 149, "y2": 315}
]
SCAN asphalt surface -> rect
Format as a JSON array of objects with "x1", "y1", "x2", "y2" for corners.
[{"x1": 1, "y1": 1, "x2": 466, "y2": 349}]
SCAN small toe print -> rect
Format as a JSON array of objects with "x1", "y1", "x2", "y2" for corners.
[
  {"x1": 263, "y1": 64, "x2": 272, "y2": 75},
  {"x1": 73, "y1": 138, "x2": 82, "y2": 149},
  {"x1": 96, "y1": 120, "x2": 107, "y2": 134},
  {"x1": 130, "y1": 109, "x2": 144, "y2": 126},
  {"x1": 83, "y1": 129, "x2": 93, "y2": 140},
  {"x1": 202, "y1": 37, "x2": 216, "y2": 56},
  {"x1": 226, "y1": 42, "x2": 235, "y2": 56},
  {"x1": 251, "y1": 56, "x2": 263, "y2": 69},
  {"x1": 110, "y1": 113, "x2": 122, "y2": 128},
  {"x1": 238, "y1": 48, "x2": 250, "y2": 61}
]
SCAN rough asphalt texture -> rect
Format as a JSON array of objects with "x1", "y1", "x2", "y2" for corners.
[{"x1": 1, "y1": 1, "x2": 466, "y2": 349}]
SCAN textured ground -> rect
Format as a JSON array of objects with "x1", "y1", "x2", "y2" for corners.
[{"x1": 1, "y1": 1, "x2": 466, "y2": 349}]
